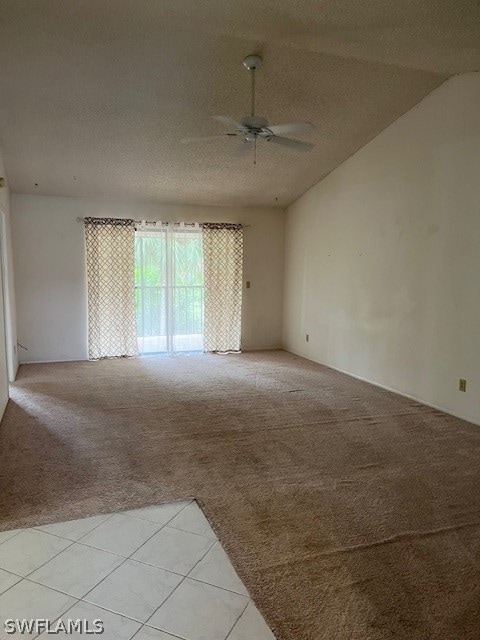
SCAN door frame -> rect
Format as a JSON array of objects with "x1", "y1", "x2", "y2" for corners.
[{"x1": 0, "y1": 208, "x2": 16, "y2": 381}]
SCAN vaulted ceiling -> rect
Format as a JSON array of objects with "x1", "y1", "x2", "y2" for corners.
[{"x1": 0, "y1": 0, "x2": 479, "y2": 207}]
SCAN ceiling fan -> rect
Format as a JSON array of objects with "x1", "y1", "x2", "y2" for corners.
[{"x1": 183, "y1": 55, "x2": 315, "y2": 163}]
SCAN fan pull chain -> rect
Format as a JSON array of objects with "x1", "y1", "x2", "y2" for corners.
[{"x1": 251, "y1": 67, "x2": 255, "y2": 117}]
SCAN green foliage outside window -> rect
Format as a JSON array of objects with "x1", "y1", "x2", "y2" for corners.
[{"x1": 135, "y1": 232, "x2": 204, "y2": 338}]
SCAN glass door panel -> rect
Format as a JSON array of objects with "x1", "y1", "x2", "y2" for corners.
[{"x1": 135, "y1": 227, "x2": 204, "y2": 355}]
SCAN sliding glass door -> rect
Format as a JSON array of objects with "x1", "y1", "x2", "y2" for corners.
[{"x1": 135, "y1": 227, "x2": 204, "y2": 355}]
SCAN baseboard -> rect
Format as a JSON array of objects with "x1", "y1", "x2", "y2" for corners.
[
  {"x1": 242, "y1": 346, "x2": 283, "y2": 352},
  {"x1": 284, "y1": 347, "x2": 480, "y2": 427},
  {"x1": 19, "y1": 357, "x2": 89, "y2": 365},
  {"x1": 20, "y1": 348, "x2": 283, "y2": 363}
]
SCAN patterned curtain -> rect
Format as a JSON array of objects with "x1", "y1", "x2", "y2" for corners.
[
  {"x1": 202, "y1": 223, "x2": 243, "y2": 353},
  {"x1": 84, "y1": 217, "x2": 138, "y2": 359}
]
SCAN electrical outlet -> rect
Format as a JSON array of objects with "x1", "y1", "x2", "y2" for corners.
[
  {"x1": 305, "y1": 334, "x2": 309, "y2": 342},
  {"x1": 459, "y1": 379, "x2": 467, "y2": 392},
  {"x1": 246, "y1": 281, "x2": 251, "y2": 289}
]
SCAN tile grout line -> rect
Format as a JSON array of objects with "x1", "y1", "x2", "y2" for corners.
[
  {"x1": 74, "y1": 512, "x2": 139, "y2": 544},
  {"x1": 31, "y1": 599, "x2": 82, "y2": 640},
  {"x1": 57, "y1": 502, "x2": 193, "y2": 606},
  {"x1": 44, "y1": 501, "x2": 195, "y2": 563},
  {"x1": 0, "y1": 529, "x2": 24, "y2": 546},
  {"x1": 5, "y1": 513, "x2": 122, "y2": 595},
  {"x1": 143, "y1": 527, "x2": 219, "y2": 633},
  {"x1": 23, "y1": 552, "x2": 125, "y2": 602},
  {"x1": 24, "y1": 503, "x2": 195, "y2": 639},
  {"x1": 81, "y1": 549, "x2": 184, "y2": 577},
  {"x1": 184, "y1": 540, "x2": 251, "y2": 596},
  {"x1": 187, "y1": 564, "x2": 252, "y2": 640},
  {"x1": 1, "y1": 501, "x2": 263, "y2": 640},
  {"x1": 131, "y1": 623, "x2": 187, "y2": 640},
  {"x1": 11, "y1": 560, "x2": 233, "y2": 633},
  {"x1": 184, "y1": 573, "x2": 250, "y2": 598},
  {"x1": 22, "y1": 539, "x2": 77, "y2": 580},
  {"x1": 122, "y1": 499, "x2": 196, "y2": 560},
  {"x1": 0, "y1": 578, "x2": 22, "y2": 598},
  {"x1": 166, "y1": 523, "x2": 218, "y2": 540},
  {"x1": 23, "y1": 572, "x2": 158, "y2": 633},
  {"x1": 119, "y1": 498, "x2": 194, "y2": 524},
  {"x1": 72, "y1": 500, "x2": 198, "y2": 624},
  {"x1": 181, "y1": 520, "x2": 252, "y2": 640},
  {"x1": 19, "y1": 528, "x2": 214, "y2": 597},
  {"x1": 224, "y1": 598, "x2": 252, "y2": 640},
  {"x1": 0, "y1": 504, "x2": 191, "y2": 619},
  {"x1": 143, "y1": 575, "x2": 187, "y2": 632},
  {"x1": 33, "y1": 511, "x2": 117, "y2": 545}
]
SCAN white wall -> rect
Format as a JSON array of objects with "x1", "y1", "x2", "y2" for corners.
[
  {"x1": 284, "y1": 72, "x2": 480, "y2": 425},
  {"x1": 12, "y1": 195, "x2": 285, "y2": 362}
]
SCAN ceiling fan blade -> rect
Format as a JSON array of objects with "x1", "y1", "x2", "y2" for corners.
[
  {"x1": 267, "y1": 122, "x2": 314, "y2": 135},
  {"x1": 181, "y1": 134, "x2": 237, "y2": 144},
  {"x1": 212, "y1": 115, "x2": 243, "y2": 129},
  {"x1": 267, "y1": 136, "x2": 314, "y2": 152}
]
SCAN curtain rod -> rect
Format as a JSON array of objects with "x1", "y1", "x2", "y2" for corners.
[{"x1": 76, "y1": 217, "x2": 250, "y2": 228}]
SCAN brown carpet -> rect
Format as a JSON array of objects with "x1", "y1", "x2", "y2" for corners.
[{"x1": 1, "y1": 350, "x2": 480, "y2": 639}]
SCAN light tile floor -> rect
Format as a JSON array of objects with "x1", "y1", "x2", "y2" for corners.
[{"x1": 0, "y1": 500, "x2": 276, "y2": 639}]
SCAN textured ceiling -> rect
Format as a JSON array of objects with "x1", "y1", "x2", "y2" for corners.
[{"x1": 0, "y1": 0, "x2": 479, "y2": 207}]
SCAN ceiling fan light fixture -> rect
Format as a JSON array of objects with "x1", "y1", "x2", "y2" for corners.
[{"x1": 242, "y1": 55, "x2": 262, "y2": 71}]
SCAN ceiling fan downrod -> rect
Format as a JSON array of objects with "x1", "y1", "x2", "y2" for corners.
[{"x1": 243, "y1": 55, "x2": 262, "y2": 118}]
